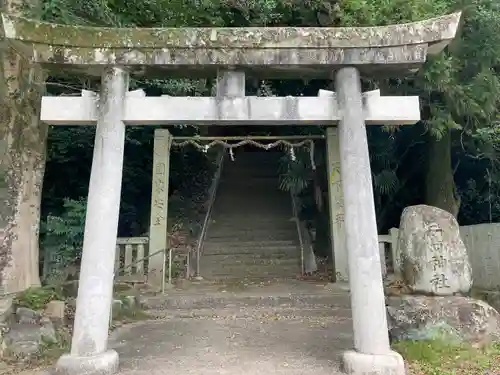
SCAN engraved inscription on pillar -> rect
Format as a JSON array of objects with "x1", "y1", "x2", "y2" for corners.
[
  {"x1": 330, "y1": 161, "x2": 345, "y2": 227},
  {"x1": 426, "y1": 223, "x2": 450, "y2": 291},
  {"x1": 152, "y1": 161, "x2": 166, "y2": 226}
]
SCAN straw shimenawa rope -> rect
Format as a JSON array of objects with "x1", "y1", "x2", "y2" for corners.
[{"x1": 171, "y1": 138, "x2": 316, "y2": 169}]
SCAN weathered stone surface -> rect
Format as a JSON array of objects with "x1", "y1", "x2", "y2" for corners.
[
  {"x1": 1, "y1": 12, "x2": 462, "y2": 49},
  {"x1": 482, "y1": 291, "x2": 500, "y2": 314},
  {"x1": 16, "y1": 307, "x2": 41, "y2": 324},
  {"x1": 386, "y1": 295, "x2": 500, "y2": 346},
  {"x1": 0, "y1": 298, "x2": 13, "y2": 324},
  {"x1": 0, "y1": 298, "x2": 13, "y2": 357},
  {"x1": 399, "y1": 205, "x2": 472, "y2": 295},
  {"x1": 0, "y1": 12, "x2": 462, "y2": 78},
  {"x1": 44, "y1": 300, "x2": 65, "y2": 321},
  {"x1": 4, "y1": 318, "x2": 56, "y2": 358}
]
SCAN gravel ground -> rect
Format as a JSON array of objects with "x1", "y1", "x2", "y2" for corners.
[
  {"x1": 109, "y1": 312, "x2": 353, "y2": 375},
  {"x1": 110, "y1": 281, "x2": 354, "y2": 374}
]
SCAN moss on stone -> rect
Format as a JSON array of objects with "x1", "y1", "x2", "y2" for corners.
[{"x1": 2, "y1": 12, "x2": 461, "y2": 49}]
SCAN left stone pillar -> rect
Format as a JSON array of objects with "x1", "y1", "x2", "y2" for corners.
[{"x1": 55, "y1": 67, "x2": 129, "y2": 375}]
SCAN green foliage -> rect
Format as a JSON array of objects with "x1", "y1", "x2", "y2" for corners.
[
  {"x1": 393, "y1": 339, "x2": 500, "y2": 374},
  {"x1": 33, "y1": 0, "x2": 500, "y2": 255},
  {"x1": 278, "y1": 149, "x2": 314, "y2": 195},
  {"x1": 40, "y1": 198, "x2": 86, "y2": 282},
  {"x1": 15, "y1": 286, "x2": 64, "y2": 310}
]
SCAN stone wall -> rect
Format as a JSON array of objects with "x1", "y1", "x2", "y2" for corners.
[{"x1": 460, "y1": 223, "x2": 500, "y2": 290}]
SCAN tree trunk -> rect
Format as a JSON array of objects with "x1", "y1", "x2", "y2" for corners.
[
  {"x1": 0, "y1": 0, "x2": 47, "y2": 293},
  {"x1": 425, "y1": 129, "x2": 460, "y2": 217}
]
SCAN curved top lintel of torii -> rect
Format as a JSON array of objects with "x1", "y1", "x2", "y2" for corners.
[{"x1": 0, "y1": 12, "x2": 462, "y2": 78}]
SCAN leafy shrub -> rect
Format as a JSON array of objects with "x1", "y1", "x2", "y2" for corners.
[
  {"x1": 40, "y1": 198, "x2": 86, "y2": 283},
  {"x1": 15, "y1": 286, "x2": 64, "y2": 310}
]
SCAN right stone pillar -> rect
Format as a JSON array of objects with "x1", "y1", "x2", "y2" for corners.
[{"x1": 335, "y1": 67, "x2": 406, "y2": 375}]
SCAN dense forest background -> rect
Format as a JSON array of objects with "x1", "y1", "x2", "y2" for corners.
[{"x1": 23, "y1": 0, "x2": 500, "y2": 280}]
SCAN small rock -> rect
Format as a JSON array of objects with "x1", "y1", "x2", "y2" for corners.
[
  {"x1": 16, "y1": 307, "x2": 41, "y2": 325},
  {"x1": 4, "y1": 319, "x2": 56, "y2": 358},
  {"x1": 44, "y1": 300, "x2": 65, "y2": 320},
  {"x1": 40, "y1": 317, "x2": 57, "y2": 344},
  {"x1": 386, "y1": 295, "x2": 500, "y2": 346}
]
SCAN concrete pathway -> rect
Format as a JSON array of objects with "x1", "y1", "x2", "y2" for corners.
[{"x1": 109, "y1": 280, "x2": 354, "y2": 374}]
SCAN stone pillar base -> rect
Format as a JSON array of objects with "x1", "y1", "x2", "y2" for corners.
[
  {"x1": 54, "y1": 350, "x2": 119, "y2": 375},
  {"x1": 342, "y1": 350, "x2": 406, "y2": 375}
]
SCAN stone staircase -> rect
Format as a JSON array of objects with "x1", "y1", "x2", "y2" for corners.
[{"x1": 199, "y1": 150, "x2": 301, "y2": 280}]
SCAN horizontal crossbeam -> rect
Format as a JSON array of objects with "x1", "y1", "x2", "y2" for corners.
[{"x1": 41, "y1": 89, "x2": 420, "y2": 126}]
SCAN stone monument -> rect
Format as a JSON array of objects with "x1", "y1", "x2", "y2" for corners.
[{"x1": 399, "y1": 204, "x2": 473, "y2": 296}]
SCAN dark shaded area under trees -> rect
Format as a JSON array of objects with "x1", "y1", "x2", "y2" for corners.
[{"x1": 36, "y1": 0, "x2": 500, "y2": 278}]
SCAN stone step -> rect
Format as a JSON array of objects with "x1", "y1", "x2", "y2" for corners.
[
  {"x1": 139, "y1": 291, "x2": 351, "y2": 311},
  {"x1": 220, "y1": 175, "x2": 279, "y2": 180},
  {"x1": 222, "y1": 166, "x2": 280, "y2": 172},
  {"x1": 219, "y1": 183, "x2": 279, "y2": 188},
  {"x1": 206, "y1": 225, "x2": 295, "y2": 234},
  {"x1": 208, "y1": 215, "x2": 293, "y2": 222},
  {"x1": 214, "y1": 193, "x2": 288, "y2": 199},
  {"x1": 203, "y1": 239, "x2": 298, "y2": 249},
  {"x1": 212, "y1": 200, "x2": 289, "y2": 207},
  {"x1": 215, "y1": 193, "x2": 286, "y2": 197},
  {"x1": 210, "y1": 214, "x2": 292, "y2": 222},
  {"x1": 200, "y1": 264, "x2": 300, "y2": 277},
  {"x1": 201, "y1": 270, "x2": 299, "y2": 280},
  {"x1": 204, "y1": 236, "x2": 297, "y2": 242},
  {"x1": 146, "y1": 306, "x2": 353, "y2": 320},
  {"x1": 202, "y1": 253, "x2": 299, "y2": 265},
  {"x1": 221, "y1": 174, "x2": 279, "y2": 179},
  {"x1": 202, "y1": 253, "x2": 300, "y2": 264},
  {"x1": 217, "y1": 183, "x2": 281, "y2": 190},
  {"x1": 224, "y1": 159, "x2": 281, "y2": 166},
  {"x1": 221, "y1": 175, "x2": 280, "y2": 181},
  {"x1": 204, "y1": 234, "x2": 297, "y2": 242},
  {"x1": 214, "y1": 193, "x2": 286, "y2": 200},
  {"x1": 202, "y1": 248, "x2": 299, "y2": 257},
  {"x1": 214, "y1": 192, "x2": 285, "y2": 199},
  {"x1": 207, "y1": 226, "x2": 295, "y2": 234},
  {"x1": 207, "y1": 223, "x2": 294, "y2": 231},
  {"x1": 207, "y1": 222, "x2": 293, "y2": 229},
  {"x1": 214, "y1": 203, "x2": 287, "y2": 208}
]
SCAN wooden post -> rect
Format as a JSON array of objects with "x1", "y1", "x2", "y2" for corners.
[
  {"x1": 390, "y1": 227, "x2": 401, "y2": 274},
  {"x1": 148, "y1": 129, "x2": 172, "y2": 285}
]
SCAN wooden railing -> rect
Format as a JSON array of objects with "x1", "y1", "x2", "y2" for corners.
[
  {"x1": 114, "y1": 231, "x2": 401, "y2": 281},
  {"x1": 290, "y1": 193, "x2": 318, "y2": 275},
  {"x1": 189, "y1": 148, "x2": 226, "y2": 279},
  {"x1": 115, "y1": 237, "x2": 150, "y2": 279},
  {"x1": 378, "y1": 228, "x2": 400, "y2": 276}
]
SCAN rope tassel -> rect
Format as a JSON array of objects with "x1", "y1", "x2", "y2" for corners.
[{"x1": 309, "y1": 141, "x2": 316, "y2": 170}]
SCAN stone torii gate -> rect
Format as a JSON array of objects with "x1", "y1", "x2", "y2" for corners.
[{"x1": 1, "y1": 12, "x2": 461, "y2": 375}]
